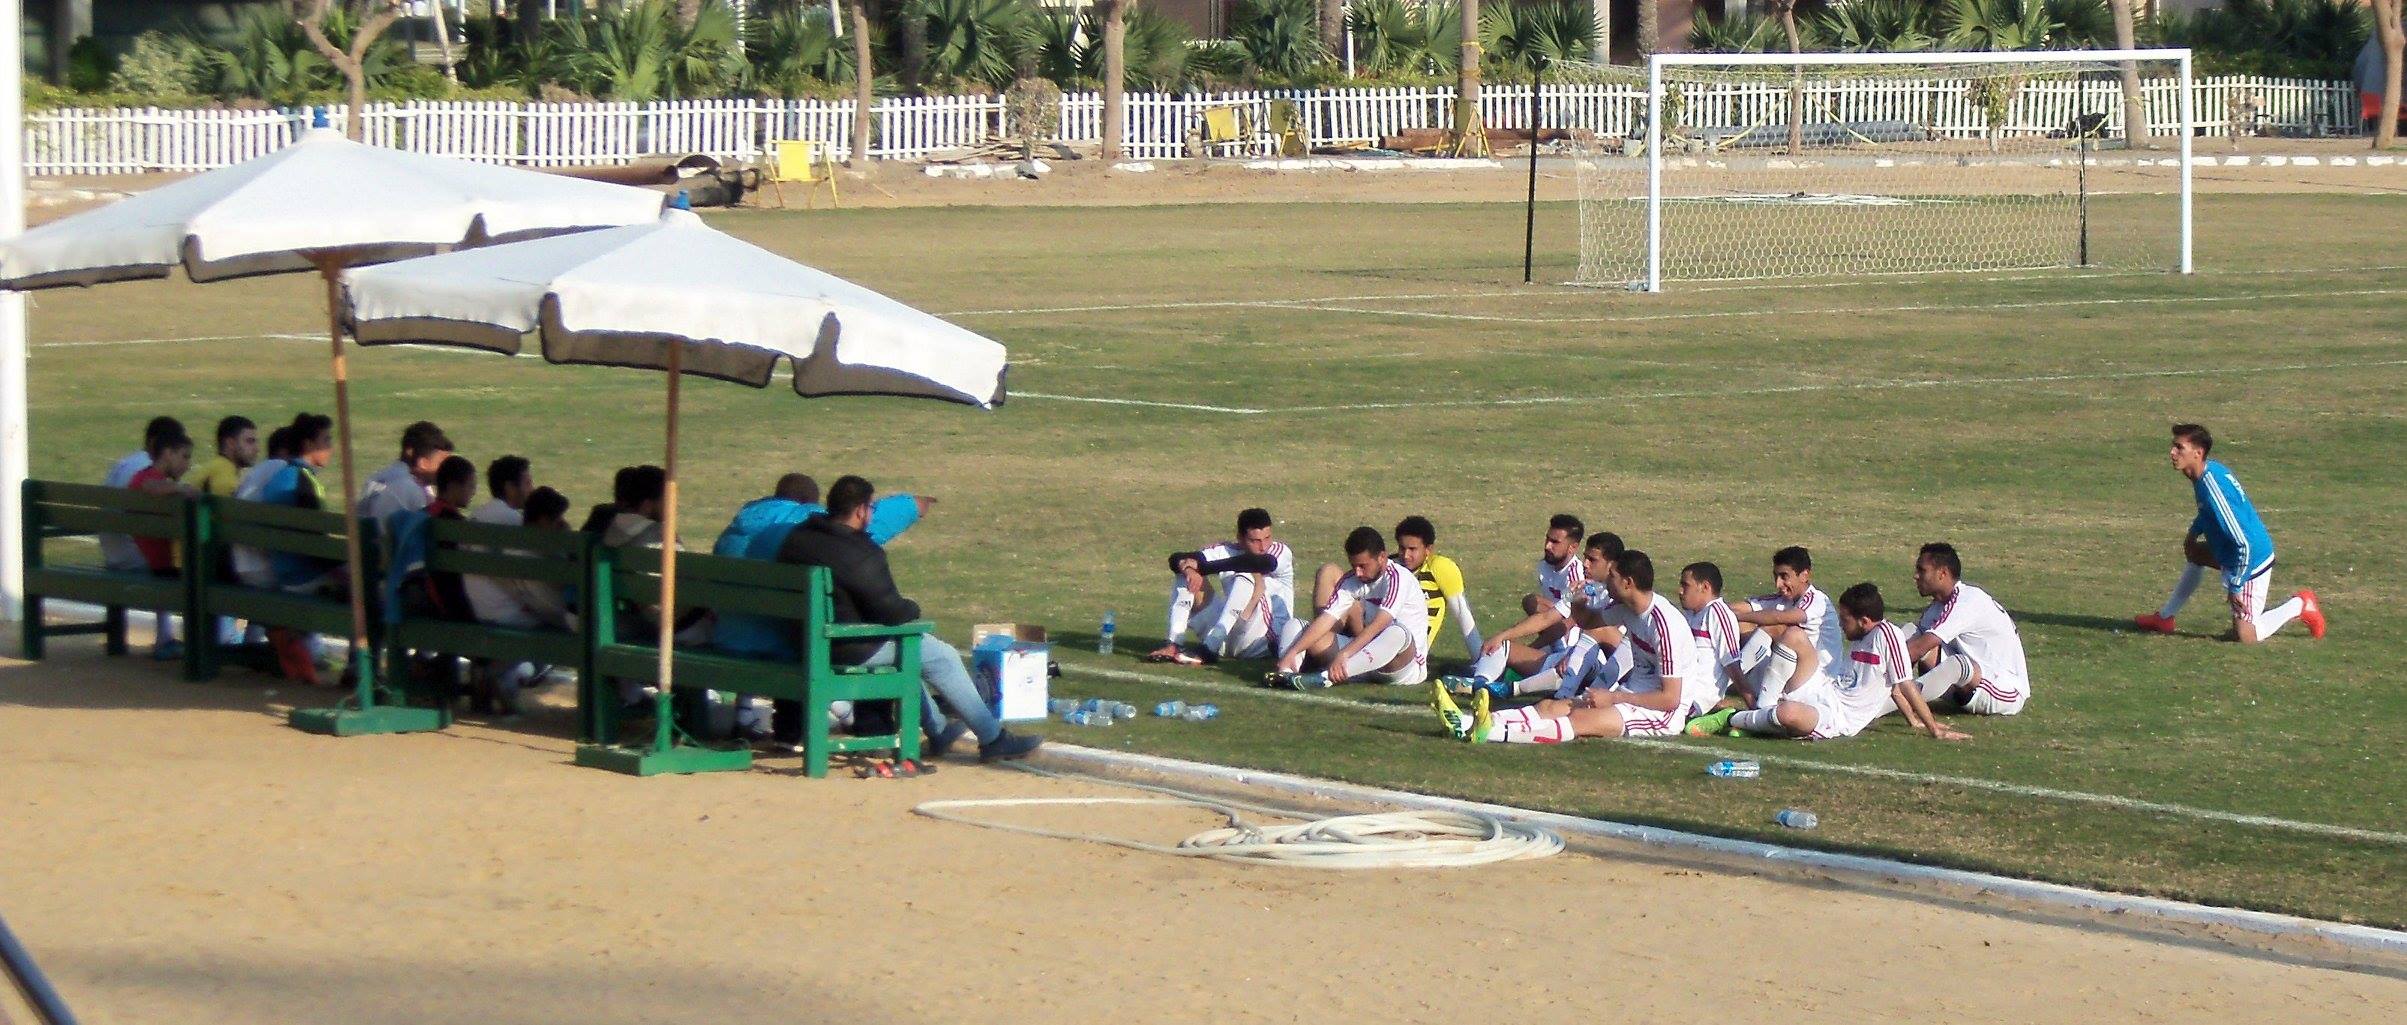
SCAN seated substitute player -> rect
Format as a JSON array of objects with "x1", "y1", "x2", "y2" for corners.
[
  {"x1": 1676, "y1": 562, "x2": 1742, "y2": 716},
  {"x1": 1393, "y1": 516, "x2": 1482, "y2": 659},
  {"x1": 1713, "y1": 583, "x2": 1967, "y2": 742},
  {"x1": 1447, "y1": 532, "x2": 1628, "y2": 700},
  {"x1": 1149, "y1": 508, "x2": 1296, "y2": 665},
  {"x1": 1266, "y1": 527, "x2": 1429, "y2": 689},
  {"x1": 1906, "y1": 543, "x2": 2031, "y2": 716},
  {"x1": 1724, "y1": 546, "x2": 1846, "y2": 712},
  {"x1": 2134, "y1": 423, "x2": 2325, "y2": 644},
  {"x1": 1434, "y1": 549, "x2": 1699, "y2": 743}
]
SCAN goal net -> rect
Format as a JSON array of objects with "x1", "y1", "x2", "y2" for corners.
[{"x1": 1561, "y1": 50, "x2": 2195, "y2": 290}]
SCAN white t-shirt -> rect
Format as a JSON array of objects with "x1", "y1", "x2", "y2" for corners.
[
  {"x1": 1197, "y1": 539, "x2": 1296, "y2": 631},
  {"x1": 357, "y1": 460, "x2": 430, "y2": 523},
  {"x1": 1748, "y1": 586, "x2": 1848, "y2": 682},
  {"x1": 1687, "y1": 597, "x2": 1742, "y2": 669},
  {"x1": 1914, "y1": 582, "x2": 2030, "y2": 694},
  {"x1": 1835, "y1": 620, "x2": 1914, "y2": 726},
  {"x1": 1321, "y1": 559, "x2": 1431, "y2": 666},
  {"x1": 97, "y1": 450, "x2": 152, "y2": 570},
  {"x1": 1536, "y1": 555, "x2": 1586, "y2": 618},
  {"x1": 470, "y1": 498, "x2": 523, "y2": 527},
  {"x1": 1605, "y1": 593, "x2": 1706, "y2": 711}
]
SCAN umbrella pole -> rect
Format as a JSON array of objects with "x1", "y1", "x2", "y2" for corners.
[
  {"x1": 289, "y1": 253, "x2": 446, "y2": 737},
  {"x1": 652, "y1": 343, "x2": 682, "y2": 755}
]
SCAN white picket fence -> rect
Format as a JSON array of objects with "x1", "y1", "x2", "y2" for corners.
[{"x1": 22, "y1": 74, "x2": 2361, "y2": 175}]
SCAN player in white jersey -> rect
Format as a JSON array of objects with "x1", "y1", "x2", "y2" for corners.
[
  {"x1": 1152, "y1": 507, "x2": 1296, "y2": 664},
  {"x1": 1436, "y1": 550, "x2": 1697, "y2": 743},
  {"x1": 1725, "y1": 583, "x2": 1967, "y2": 741},
  {"x1": 1448, "y1": 532, "x2": 1627, "y2": 700},
  {"x1": 1905, "y1": 543, "x2": 2031, "y2": 716},
  {"x1": 1268, "y1": 528, "x2": 1430, "y2": 689},
  {"x1": 1725, "y1": 546, "x2": 1847, "y2": 711},
  {"x1": 1675, "y1": 561, "x2": 1742, "y2": 716}
]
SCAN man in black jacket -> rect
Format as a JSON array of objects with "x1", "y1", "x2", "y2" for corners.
[{"x1": 777, "y1": 475, "x2": 1041, "y2": 763}]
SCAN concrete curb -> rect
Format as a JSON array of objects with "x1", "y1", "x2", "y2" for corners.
[{"x1": 1039, "y1": 742, "x2": 2407, "y2": 966}]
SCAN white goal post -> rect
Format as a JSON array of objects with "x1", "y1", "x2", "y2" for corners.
[{"x1": 1570, "y1": 48, "x2": 2195, "y2": 292}]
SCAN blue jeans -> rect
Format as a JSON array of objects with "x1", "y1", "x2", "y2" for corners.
[{"x1": 775, "y1": 634, "x2": 1000, "y2": 746}]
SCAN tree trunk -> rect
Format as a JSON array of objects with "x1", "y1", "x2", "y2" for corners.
[
  {"x1": 1455, "y1": 0, "x2": 1481, "y2": 152},
  {"x1": 1639, "y1": 0, "x2": 1659, "y2": 58},
  {"x1": 2378, "y1": 0, "x2": 2404, "y2": 149},
  {"x1": 901, "y1": 4, "x2": 928, "y2": 93},
  {"x1": 1102, "y1": 0, "x2": 1129, "y2": 162},
  {"x1": 430, "y1": 0, "x2": 460, "y2": 86},
  {"x1": 851, "y1": 0, "x2": 876, "y2": 170},
  {"x1": 294, "y1": 0, "x2": 406, "y2": 142},
  {"x1": 516, "y1": 0, "x2": 546, "y2": 46},
  {"x1": 677, "y1": 0, "x2": 704, "y2": 26},
  {"x1": 2109, "y1": 0, "x2": 2145, "y2": 148},
  {"x1": 1781, "y1": 3, "x2": 1802, "y2": 156},
  {"x1": 1321, "y1": 0, "x2": 1345, "y2": 58}
]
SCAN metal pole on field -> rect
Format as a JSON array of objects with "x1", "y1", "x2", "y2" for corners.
[
  {"x1": 1, "y1": 1, "x2": 29, "y2": 623},
  {"x1": 1524, "y1": 59, "x2": 1543, "y2": 284},
  {"x1": 2178, "y1": 51, "x2": 2195, "y2": 274},
  {"x1": 1645, "y1": 56, "x2": 1664, "y2": 293}
]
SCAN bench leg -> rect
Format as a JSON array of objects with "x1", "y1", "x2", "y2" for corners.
[
  {"x1": 19, "y1": 594, "x2": 40, "y2": 661},
  {"x1": 103, "y1": 605, "x2": 127, "y2": 657},
  {"x1": 895, "y1": 689, "x2": 924, "y2": 763},
  {"x1": 804, "y1": 698, "x2": 833, "y2": 779}
]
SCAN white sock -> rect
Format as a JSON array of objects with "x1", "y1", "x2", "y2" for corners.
[
  {"x1": 1488, "y1": 716, "x2": 1573, "y2": 743},
  {"x1": 1730, "y1": 708, "x2": 1783, "y2": 736},
  {"x1": 1492, "y1": 706, "x2": 1539, "y2": 729},
  {"x1": 2160, "y1": 564, "x2": 2204, "y2": 619},
  {"x1": 1164, "y1": 581, "x2": 1195, "y2": 645},
  {"x1": 1470, "y1": 646, "x2": 1510, "y2": 683},
  {"x1": 2255, "y1": 597, "x2": 2304, "y2": 638}
]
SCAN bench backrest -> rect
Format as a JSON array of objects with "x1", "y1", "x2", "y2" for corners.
[
  {"x1": 421, "y1": 517, "x2": 594, "y2": 591},
  {"x1": 594, "y1": 545, "x2": 833, "y2": 646},
  {"x1": 203, "y1": 496, "x2": 373, "y2": 571},
  {"x1": 21, "y1": 479, "x2": 188, "y2": 554}
]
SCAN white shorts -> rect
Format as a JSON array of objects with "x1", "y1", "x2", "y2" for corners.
[
  {"x1": 1331, "y1": 623, "x2": 1427, "y2": 686},
  {"x1": 1959, "y1": 675, "x2": 2028, "y2": 716},
  {"x1": 1919, "y1": 652, "x2": 2028, "y2": 716},
  {"x1": 2232, "y1": 564, "x2": 2273, "y2": 624},
  {"x1": 1791, "y1": 680, "x2": 1887, "y2": 739},
  {"x1": 1611, "y1": 701, "x2": 1687, "y2": 737}
]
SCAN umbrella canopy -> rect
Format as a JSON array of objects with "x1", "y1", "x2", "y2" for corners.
[
  {"x1": 343, "y1": 210, "x2": 1007, "y2": 407},
  {"x1": 0, "y1": 129, "x2": 666, "y2": 289}
]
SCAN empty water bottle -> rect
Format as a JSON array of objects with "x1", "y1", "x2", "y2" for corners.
[
  {"x1": 1077, "y1": 698, "x2": 1112, "y2": 713},
  {"x1": 1775, "y1": 808, "x2": 1818, "y2": 830},
  {"x1": 1097, "y1": 612, "x2": 1117, "y2": 654},
  {"x1": 1064, "y1": 709, "x2": 1115, "y2": 727},
  {"x1": 1112, "y1": 701, "x2": 1139, "y2": 720},
  {"x1": 1048, "y1": 698, "x2": 1078, "y2": 717},
  {"x1": 1154, "y1": 700, "x2": 1187, "y2": 718},
  {"x1": 1706, "y1": 760, "x2": 1761, "y2": 779},
  {"x1": 1181, "y1": 703, "x2": 1219, "y2": 722}
]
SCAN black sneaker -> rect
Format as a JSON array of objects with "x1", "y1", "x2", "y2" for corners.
[
  {"x1": 925, "y1": 721, "x2": 970, "y2": 759},
  {"x1": 978, "y1": 730, "x2": 1043, "y2": 763}
]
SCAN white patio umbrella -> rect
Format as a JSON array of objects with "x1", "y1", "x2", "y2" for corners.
[
  {"x1": 342, "y1": 208, "x2": 1008, "y2": 772},
  {"x1": 0, "y1": 127, "x2": 665, "y2": 735}
]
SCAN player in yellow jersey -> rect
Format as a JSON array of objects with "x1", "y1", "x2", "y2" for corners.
[{"x1": 1393, "y1": 516, "x2": 1482, "y2": 660}]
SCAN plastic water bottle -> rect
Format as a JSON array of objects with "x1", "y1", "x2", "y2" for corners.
[
  {"x1": 1077, "y1": 698, "x2": 1112, "y2": 713},
  {"x1": 1154, "y1": 700, "x2": 1187, "y2": 718},
  {"x1": 1112, "y1": 701, "x2": 1139, "y2": 720},
  {"x1": 1064, "y1": 709, "x2": 1115, "y2": 726},
  {"x1": 1048, "y1": 698, "x2": 1078, "y2": 717},
  {"x1": 1706, "y1": 760, "x2": 1760, "y2": 779},
  {"x1": 1181, "y1": 703, "x2": 1219, "y2": 722},
  {"x1": 1097, "y1": 612, "x2": 1117, "y2": 655},
  {"x1": 1775, "y1": 808, "x2": 1818, "y2": 830}
]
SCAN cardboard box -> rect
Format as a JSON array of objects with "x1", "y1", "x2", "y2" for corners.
[{"x1": 971, "y1": 623, "x2": 1051, "y2": 722}]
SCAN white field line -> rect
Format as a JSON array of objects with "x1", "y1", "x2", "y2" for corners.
[
  {"x1": 1017, "y1": 357, "x2": 2407, "y2": 417},
  {"x1": 1260, "y1": 287, "x2": 2407, "y2": 325},
  {"x1": 33, "y1": 332, "x2": 316, "y2": 349},
  {"x1": 1065, "y1": 662, "x2": 2407, "y2": 848}
]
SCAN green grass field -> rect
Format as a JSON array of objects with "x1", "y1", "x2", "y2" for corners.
[{"x1": 20, "y1": 191, "x2": 2407, "y2": 926}]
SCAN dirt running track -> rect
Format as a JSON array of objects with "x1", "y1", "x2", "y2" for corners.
[{"x1": 3, "y1": 643, "x2": 2401, "y2": 1025}]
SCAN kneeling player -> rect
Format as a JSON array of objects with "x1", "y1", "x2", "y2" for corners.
[
  {"x1": 1266, "y1": 527, "x2": 1430, "y2": 689},
  {"x1": 1721, "y1": 583, "x2": 1966, "y2": 742},
  {"x1": 2134, "y1": 423, "x2": 2324, "y2": 644},
  {"x1": 1152, "y1": 508, "x2": 1294, "y2": 664},
  {"x1": 1435, "y1": 550, "x2": 1698, "y2": 743}
]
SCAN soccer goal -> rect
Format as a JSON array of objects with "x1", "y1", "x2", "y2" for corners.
[{"x1": 1563, "y1": 49, "x2": 2196, "y2": 291}]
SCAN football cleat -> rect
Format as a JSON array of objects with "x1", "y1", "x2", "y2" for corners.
[
  {"x1": 1685, "y1": 707, "x2": 1738, "y2": 737},
  {"x1": 2297, "y1": 590, "x2": 2326, "y2": 639},
  {"x1": 1469, "y1": 687, "x2": 1492, "y2": 744},
  {"x1": 1434, "y1": 687, "x2": 1472, "y2": 740},
  {"x1": 2132, "y1": 612, "x2": 2177, "y2": 635}
]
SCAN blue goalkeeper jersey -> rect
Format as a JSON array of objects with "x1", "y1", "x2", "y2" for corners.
[{"x1": 2189, "y1": 460, "x2": 2275, "y2": 592}]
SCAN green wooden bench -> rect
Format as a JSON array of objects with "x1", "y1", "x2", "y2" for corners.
[
  {"x1": 194, "y1": 496, "x2": 443, "y2": 735},
  {"x1": 17, "y1": 479, "x2": 201, "y2": 679},
  {"x1": 385, "y1": 516, "x2": 596, "y2": 714},
  {"x1": 580, "y1": 544, "x2": 931, "y2": 778}
]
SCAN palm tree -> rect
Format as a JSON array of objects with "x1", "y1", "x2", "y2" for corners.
[
  {"x1": 852, "y1": 0, "x2": 877, "y2": 170},
  {"x1": 1639, "y1": 0, "x2": 1660, "y2": 57},
  {"x1": 1457, "y1": 0, "x2": 1482, "y2": 156},
  {"x1": 1771, "y1": 0, "x2": 1803, "y2": 155},
  {"x1": 2108, "y1": 0, "x2": 2147, "y2": 148},
  {"x1": 1322, "y1": 0, "x2": 1347, "y2": 62},
  {"x1": 1099, "y1": 0, "x2": 1130, "y2": 162},
  {"x1": 2378, "y1": 0, "x2": 2403, "y2": 148}
]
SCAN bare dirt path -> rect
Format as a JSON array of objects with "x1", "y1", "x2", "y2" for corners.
[{"x1": 3, "y1": 642, "x2": 2401, "y2": 1025}]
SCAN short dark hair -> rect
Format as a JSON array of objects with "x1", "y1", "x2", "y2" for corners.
[
  {"x1": 1773, "y1": 545, "x2": 1812, "y2": 574},
  {"x1": 434, "y1": 455, "x2": 477, "y2": 493},
  {"x1": 826, "y1": 475, "x2": 875, "y2": 518},
  {"x1": 614, "y1": 465, "x2": 666, "y2": 507},
  {"x1": 1547, "y1": 514, "x2": 1584, "y2": 542},
  {"x1": 486, "y1": 455, "x2": 531, "y2": 499},
  {"x1": 147, "y1": 428, "x2": 193, "y2": 456},
  {"x1": 522, "y1": 486, "x2": 570, "y2": 525},
  {"x1": 1682, "y1": 561, "x2": 1723, "y2": 595},
  {"x1": 1917, "y1": 542, "x2": 1962, "y2": 579},
  {"x1": 288, "y1": 413, "x2": 333, "y2": 446},
  {"x1": 1394, "y1": 515, "x2": 1435, "y2": 547},
  {"x1": 1236, "y1": 508, "x2": 1273, "y2": 535},
  {"x1": 1343, "y1": 525, "x2": 1386, "y2": 557},
  {"x1": 143, "y1": 416, "x2": 184, "y2": 447},
  {"x1": 1584, "y1": 531, "x2": 1624, "y2": 559},
  {"x1": 214, "y1": 415, "x2": 255, "y2": 446},
  {"x1": 776, "y1": 473, "x2": 819, "y2": 503},
  {"x1": 399, "y1": 420, "x2": 453, "y2": 459},
  {"x1": 264, "y1": 426, "x2": 296, "y2": 460},
  {"x1": 1838, "y1": 582, "x2": 1885, "y2": 621},
  {"x1": 2172, "y1": 422, "x2": 2212, "y2": 455},
  {"x1": 1614, "y1": 549, "x2": 1655, "y2": 593}
]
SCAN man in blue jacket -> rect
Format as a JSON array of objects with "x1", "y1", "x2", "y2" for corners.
[
  {"x1": 711, "y1": 473, "x2": 928, "y2": 659},
  {"x1": 2136, "y1": 423, "x2": 2325, "y2": 644}
]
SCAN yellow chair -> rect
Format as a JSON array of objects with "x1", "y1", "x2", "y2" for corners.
[
  {"x1": 1198, "y1": 105, "x2": 1254, "y2": 152},
  {"x1": 1267, "y1": 100, "x2": 1308, "y2": 158},
  {"x1": 767, "y1": 140, "x2": 839, "y2": 209}
]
